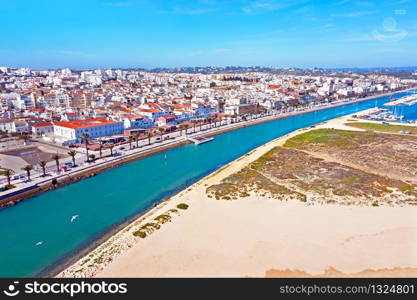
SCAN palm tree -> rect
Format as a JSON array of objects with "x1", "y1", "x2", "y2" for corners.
[
  {"x1": 199, "y1": 119, "x2": 203, "y2": 131},
  {"x1": 133, "y1": 132, "x2": 140, "y2": 148},
  {"x1": 192, "y1": 120, "x2": 197, "y2": 133},
  {"x1": 3, "y1": 169, "x2": 13, "y2": 185},
  {"x1": 184, "y1": 124, "x2": 190, "y2": 136},
  {"x1": 39, "y1": 161, "x2": 47, "y2": 177},
  {"x1": 22, "y1": 165, "x2": 34, "y2": 181},
  {"x1": 81, "y1": 133, "x2": 90, "y2": 162},
  {"x1": 68, "y1": 150, "x2": 77, "y2": 167},
  {"x1": 178, "y1": 124, "x2": 184, "y2": 136},
  {"x1": 24, "y1": 134, "x2": 31, "y2": 144},
  {"x1": 109, "y1": 144, "x2": 114, "y2": 156},
  {"x1": 52, "y1": 154, "x2": 60, "y2": 172},
  {"x1": 216, "y1": 116, "x2": 222, "y2": 127},
  {"x1": 99, "y1": 143, "x2": 103, "y2": 158},
  {"x1": 158, "y1": 127, "x2": 165, "y2": 141},
  {"x1": 128, "y1": 136, "x2": 133, "y2": 150},
  {"x1": 147, "y1": 131, "x2": 153, "y2": 145}
]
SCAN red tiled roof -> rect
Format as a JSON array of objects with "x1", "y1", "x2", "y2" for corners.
[
  {"x1": 54, "y1": 118, "x2": 118, "y2": 130},
  {"x1": 140, "y1": 109, "x2": 161, "y2": 113},
  {"x1": 32, "y1": 122, "x2": 53, "y2": 128},
  {"x1": 269, "y1": 85, "x2": 282, "y2": 89}
]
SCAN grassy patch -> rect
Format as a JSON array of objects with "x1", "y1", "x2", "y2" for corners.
[
  {"x1": 207, "y1": 164, "x2": 306, "y2": 202},
  {"x1": 177, "y1": 203, "x2": 189, "y2": 210},
  {"x1": 345, "y1": 122, "x2": 417, "y2": 134},
  {"x1": 132, "y1": 222, "x2": 161, "y2": 239},
  {"x1": 284, "y1": 128, "x2": 366, "y2": 149},
  {"x1": 154, "y1": 214, "x2": 172, "y2": 224}
]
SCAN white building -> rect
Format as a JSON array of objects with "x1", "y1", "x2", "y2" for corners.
[
  {"x1": 0, "y1": 93, "x2": 34, "y2": 110},
  {"x1": 53, "y1": 118, "x2": 124, "y2": 143},
  {"x1": 123, "y1": 115, "x2": 153, "y2": 129},
  {"x1": 32, "y1": 122, "x2": 54, "y2": 136}
]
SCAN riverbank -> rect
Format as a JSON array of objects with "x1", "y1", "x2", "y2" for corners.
[
  {"x1": 57, "y1": 121, "x2": 314, "y2": 278},
  {"x1": 58, "y1": 112, "x2": 417, "y2": 277},
  {"x1": 2, "y1": 88, "x2": 414, "y2": 210}
]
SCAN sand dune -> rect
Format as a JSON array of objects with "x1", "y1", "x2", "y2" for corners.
[{"x1": 60, "y1": 114, "x2": 417, "y2": 278}]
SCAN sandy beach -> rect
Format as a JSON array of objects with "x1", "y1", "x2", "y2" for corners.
[{"x1": 58, "y1": 113, "x2": 417, "y2": 278}]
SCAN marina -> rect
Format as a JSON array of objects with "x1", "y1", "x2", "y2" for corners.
[
  {"x1": 359, "y1": 108, "x2": 404, "y2": 122},
  {"x1": 356, "y1": 91, "x2": 417, "y2": 124}
]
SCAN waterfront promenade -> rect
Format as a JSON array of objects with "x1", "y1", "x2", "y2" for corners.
[{"x1": 0, "y1": 88, "x2": 413, "y2": 207}]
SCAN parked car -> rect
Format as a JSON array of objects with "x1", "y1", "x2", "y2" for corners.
[{"x1": 12, "y1": 174, "x2": 25, "y2": 180}]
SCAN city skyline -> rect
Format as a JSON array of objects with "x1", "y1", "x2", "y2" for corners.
[{"x1": 2, "y1": 0, "x2": 417, "y2": 69}]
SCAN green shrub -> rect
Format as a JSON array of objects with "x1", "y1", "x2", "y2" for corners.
[
  {"x1": 133, "y1": 230, "x2": 147, "y2": 238},
  {"x1": 4, "y1": 184, "x2": 15, "y2": 190},
  {"x1": 154, "y1": 214, "x2": 171, "y2": 224},
  {"x1": 177, "y1": 203, "x2": 189, "y2": 210}
]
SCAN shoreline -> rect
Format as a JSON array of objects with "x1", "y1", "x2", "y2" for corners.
[
  {"x1": 48, "y1": 88, "x2": 417, "y2": 278},
  {"x1": 58, "y1": 110, "x2": 417, "y2": 278},
  {"x1": 56, "y1": 119, "x2": 312, "y2": 278},
  {"x1": 2, "y1": 87, "x2": 414, "y2": 211}
]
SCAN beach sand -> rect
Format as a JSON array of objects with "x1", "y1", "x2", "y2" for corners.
[
  {"x1": 98, "y1": 198, "x2": 417, "y2": 277},
  {"x1": 59, "y1": 114, "x2": 417, "y2": 278}
]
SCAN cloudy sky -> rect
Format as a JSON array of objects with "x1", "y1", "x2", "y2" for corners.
[{"x1": 1, "y1": 0, "x2": 416, "y2": 68}]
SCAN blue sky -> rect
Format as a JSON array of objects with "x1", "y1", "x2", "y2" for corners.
[{"x1": 1, "y1": 0, "x2": 417, "y2": 69}]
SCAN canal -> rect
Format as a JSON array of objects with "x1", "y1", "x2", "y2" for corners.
[{"x1": 0, "y1": 92, "x2": 411, "y2": 277}]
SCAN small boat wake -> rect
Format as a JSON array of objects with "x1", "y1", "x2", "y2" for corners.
[
  {"x1": 35, "y1": 241, "x2": 43, "y2": 246},
  {"x1": 70, "y1": 215, "x2": 79, "y2": 223}
]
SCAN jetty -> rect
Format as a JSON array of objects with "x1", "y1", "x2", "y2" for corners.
[
  {"x1": 384, "y1": 94, "x2": 417, "y2": 107},
  {"x1": 187, "y1": 136, "x2": 214, "y2": 145}
]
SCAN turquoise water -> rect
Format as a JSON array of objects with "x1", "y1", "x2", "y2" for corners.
[
  {"x1": 386, "y1": 104, "x2": 417, "y2": 122},
  {"x1": 0, "y1": 93, "x2": 408, "y2": 277},
  {"x1": 384, "y1": 91, "x2": 417, "y2": 121}
]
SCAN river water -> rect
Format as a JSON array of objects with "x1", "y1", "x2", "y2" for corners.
[{"x1": 0, "y1": 92, "x2": 413, "y2": 277}]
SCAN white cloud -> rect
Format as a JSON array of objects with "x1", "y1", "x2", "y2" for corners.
[
  {"x1": 395, "y1": 9, "x2": 407, "y2": 15},
  {"x1": 171, "y1": 7, "x2": 216, "y2": 15},
  {"x1": 242, "y1": 0, "x2": 311, "y2": 14},
  {"x1": 332, "y1": 10, "x2": 375, "y2": 18}
]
